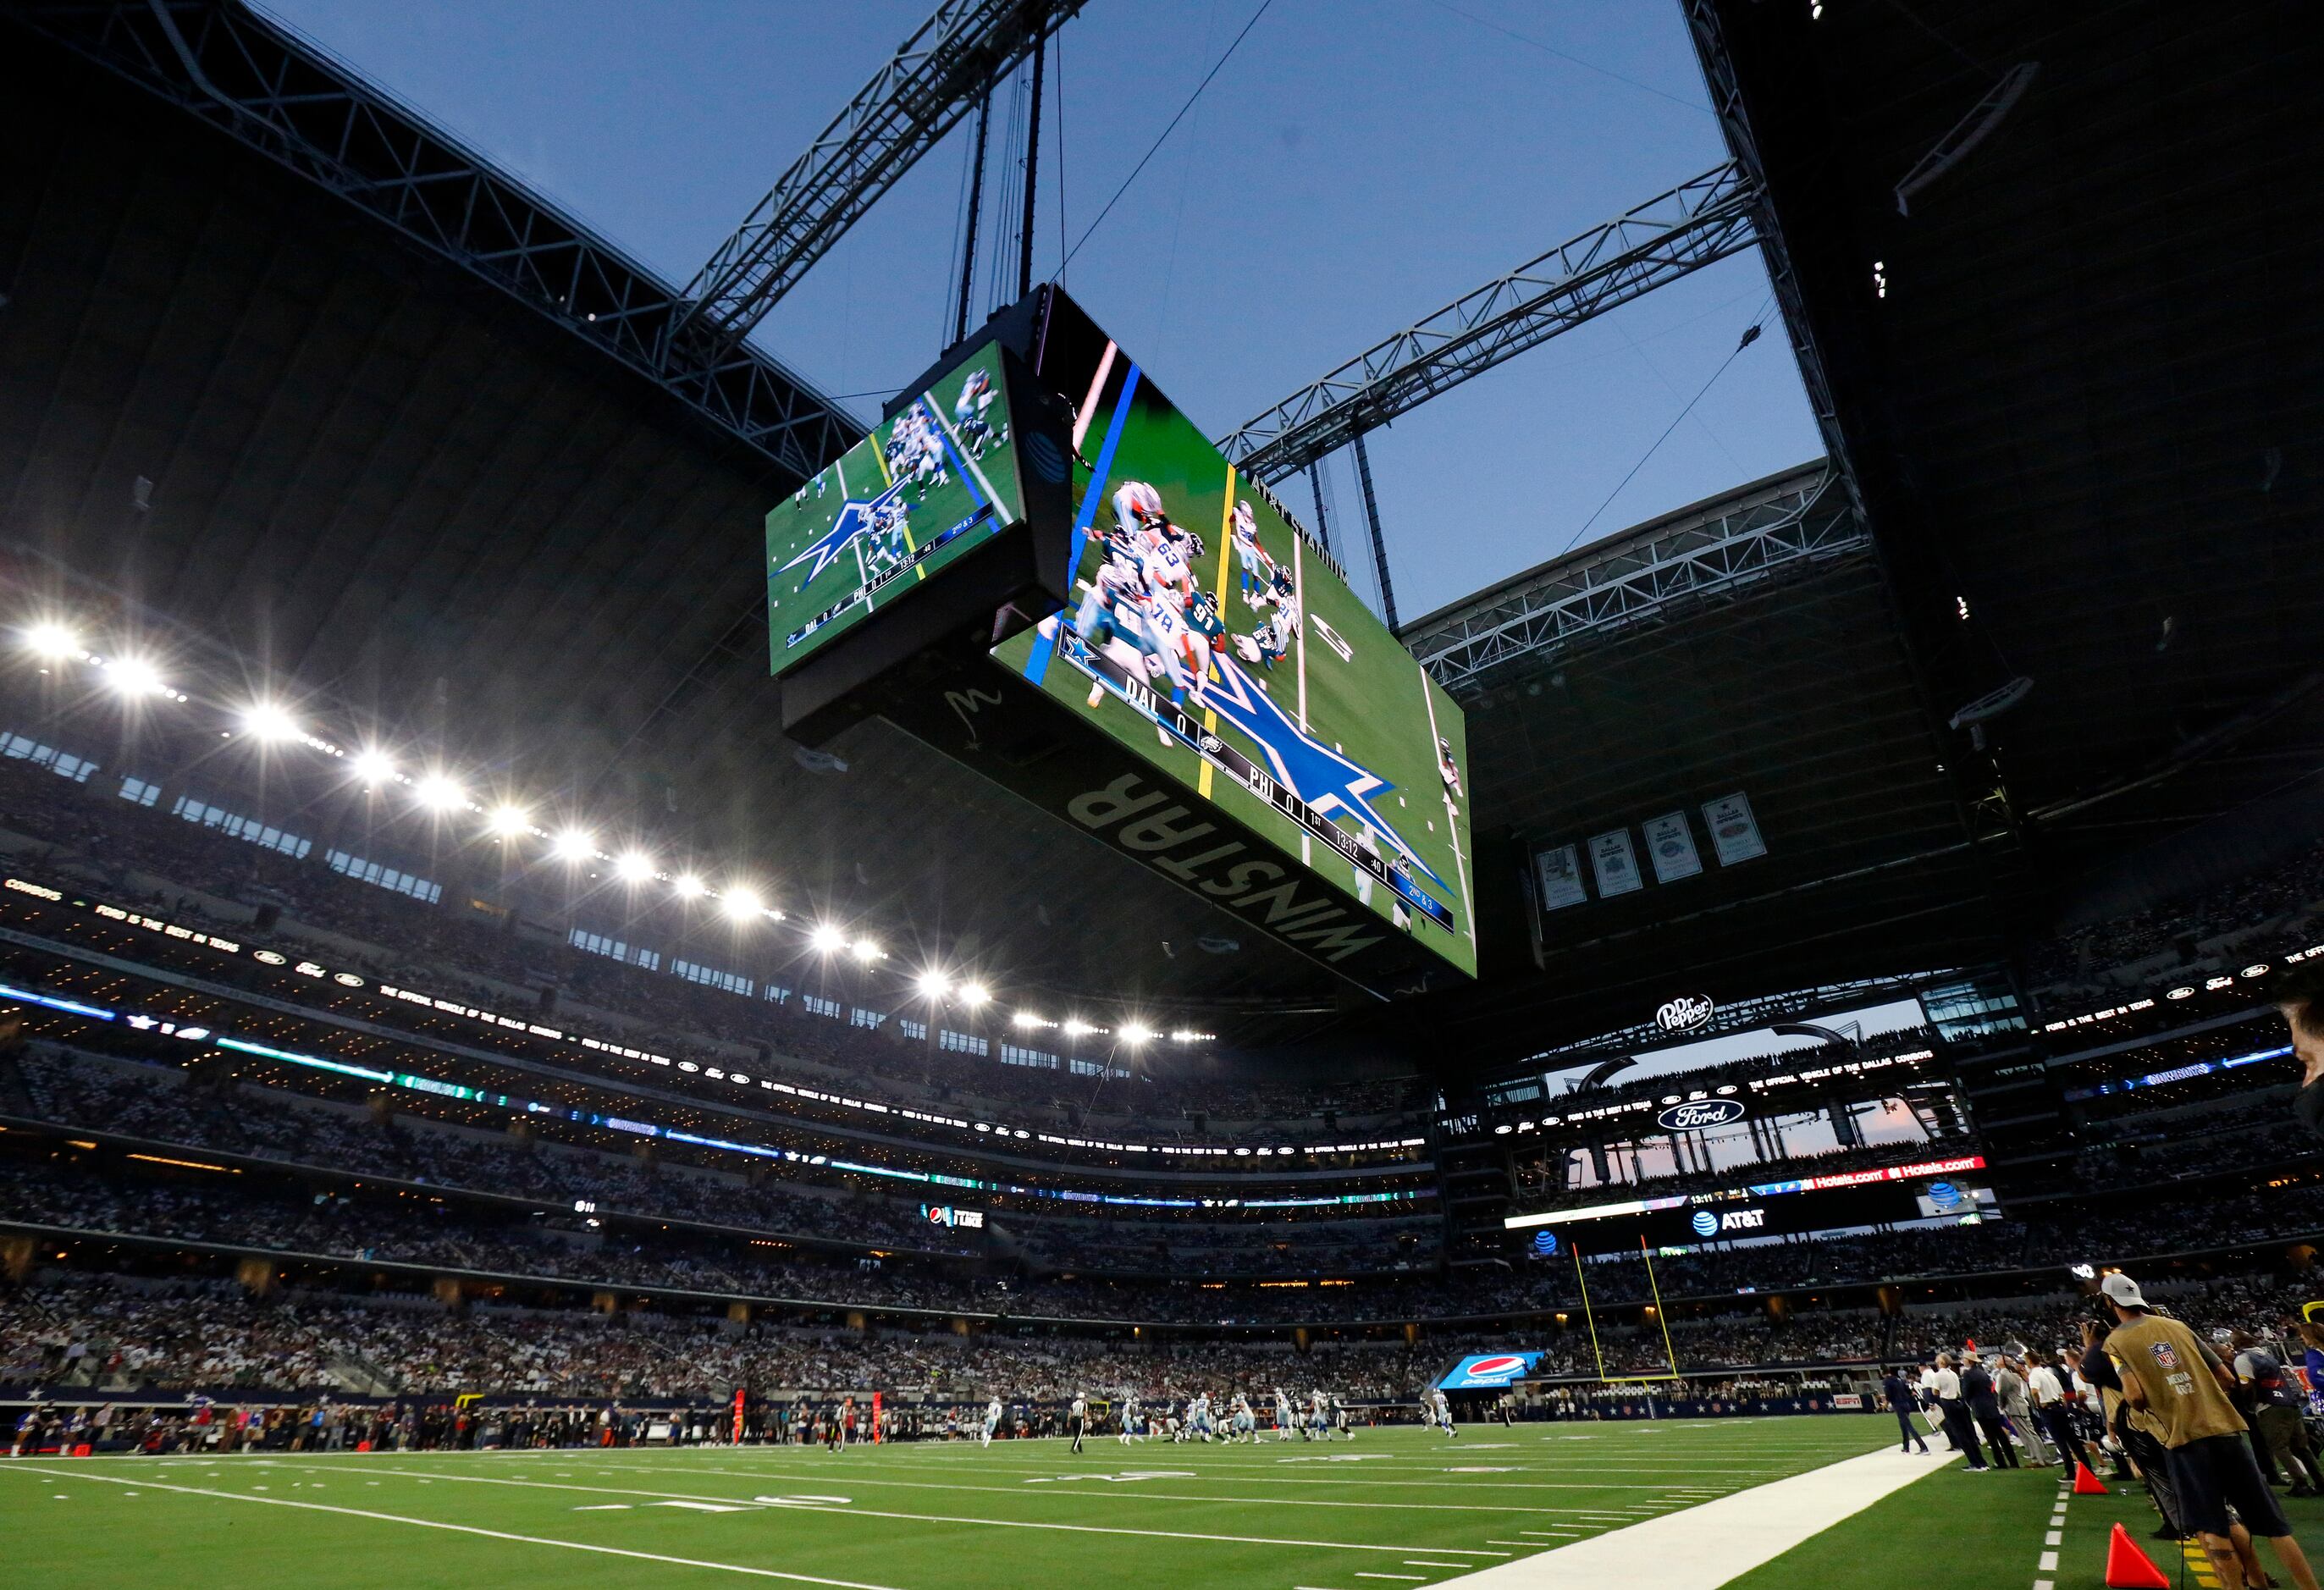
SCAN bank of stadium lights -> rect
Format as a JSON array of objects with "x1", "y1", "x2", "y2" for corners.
[
  {"x1": 1119, "y1": 1021, "x2": 1155, "y2": 1044},
  {"x1": 348, "y1": 748, "x2": 397, "y2": 787},
  {"x1": 914, "y1": 969, "x2": 951, "y2": 1000},
  {"x1": 237, "y1": 700, "x2": 302, "y2": 743},
  {"x1": 98, "y1": 654, "x2": 180, "y2": 701},
  {"x1": 411, "y1": 774, "x2": 467, "y2": 814},
  {"x1": 23, "y1": 621, "x2": 80, "y2": 660},
  {"x1": 8, "y1": 607, "x2": 1235, "y2": 1042}
]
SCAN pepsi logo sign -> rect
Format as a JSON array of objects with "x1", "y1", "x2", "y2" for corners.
[
  {"x1": 1656, "y1": 995, "x2": 1714, "y2": 1032},
  {"x1": 1657, "y1": 1098, "x2": 1747, "y2": 1132},
  {"x1": 1460, "y1": 1355, "x2": 1530, "y2": 1383}
]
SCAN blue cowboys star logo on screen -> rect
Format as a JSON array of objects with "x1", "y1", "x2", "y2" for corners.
[
  {"x1": 1194, "y1": 655, "x2": 1446, "y2": 891},
  {"x1": 779, "y1": 477, "x2": 910, "y2": 590}
]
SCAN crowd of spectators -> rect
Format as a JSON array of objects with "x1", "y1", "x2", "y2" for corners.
[
  {"x1": 2023, "y1": 836, "x2": 2324, "y2": 998},
  {"x1": 0, "y1": 1275, "x2": 1427, "y2": 1401},
  {"x1": 0, "y1": 753, "x2": 1427, "y2": 1141},
  {"x1": 6, "y1": 1043, "x2": 1437, "y2": 1277}
]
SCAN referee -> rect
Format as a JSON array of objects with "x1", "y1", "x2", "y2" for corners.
[{"x1": 1069, "y1": 1394, "x2": 1087, "y2": 1455}]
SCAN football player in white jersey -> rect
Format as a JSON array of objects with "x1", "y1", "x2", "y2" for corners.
[
  {"x1": 1230, "y1": 1393, "x2": 1256, "y2": 1443},
  {"x1": 1230, "y1": 499, "x2": 1276, "y2": 605},
  {"x1": 1272, "y1": 1388, "x2": 1295, "y2": 1440},
  {"x1": 1432, "y1": 1388, "x2": 1457, "y2": 1437},
  {"x1": 981, "y1": 1395, "x2": 1002, "y2": 1449},
  {"x1": 1118, "y1": 1394, "x2": 1142, "y2": 1445}
]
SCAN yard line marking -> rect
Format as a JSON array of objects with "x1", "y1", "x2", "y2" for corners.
[
  {"x1": 2045, "y1": 1530, "x2": 2062, "y2": 1545},
  {"x1": 2037, "y1": 1551, "x2": 2058, "y2": 1571},
  {"x1": 573, "y1": 1504, "x2": 631, "y2": 1510},
  {"x1": 284, "y1": 1464, "x2": 1511, "y2": 1556},
  {"x1": 276, "y1": 1460, "x2": 1609, "y2": 1517},
  {"x1": 0, "y1": 1469, "x2": 901, "y2": 1587},
  {"x1": 1409, "y1": 1561, "x2": 1472, "y2": 1567},
  {"x1": 1357, "y1": 1576, "x2": 1427, "y2": 1582}
]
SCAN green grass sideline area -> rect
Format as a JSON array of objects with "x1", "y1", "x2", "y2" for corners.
[
  {"x1": 1731, "y1": 1446, "x2": 2324, "y2": 1589},
  {"x1": 3, "y1": 1420, "x2": 1898, "y2": 1587}
]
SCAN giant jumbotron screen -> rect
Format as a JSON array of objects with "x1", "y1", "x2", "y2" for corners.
[
  {"x1": 990, "y1": 306, "x2": 1477, "y2": 979},
  {"x1": 765, "y1": 340, "x2": 1026, "y2": 675}
]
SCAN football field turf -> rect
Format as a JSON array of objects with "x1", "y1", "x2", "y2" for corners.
[{"x1": 3, "y1": 1420, "x2": 1906, "y2": 1587}]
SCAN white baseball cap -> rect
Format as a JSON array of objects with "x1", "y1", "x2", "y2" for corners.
[{"x1": 2100, "y1": 1273, "x2": 2146, "y2": 1307}]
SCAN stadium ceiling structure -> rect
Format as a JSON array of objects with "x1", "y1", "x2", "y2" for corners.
[{"x1": 3, "y1": 0, "x2": 2313, "y2": 1074}]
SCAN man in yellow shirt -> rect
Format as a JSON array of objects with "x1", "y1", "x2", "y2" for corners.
[{"x1": 2105, "y1": 1273, "x2": 2320, "y2": 1590}]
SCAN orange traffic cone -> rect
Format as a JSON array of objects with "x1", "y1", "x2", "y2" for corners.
[
  {"x1": 2073, "y1": 1460, "x2": 2111, "y2": 1495},
  {"x1": 2105, "y1": 1522, "x2": 2172, "y2": 1589}
]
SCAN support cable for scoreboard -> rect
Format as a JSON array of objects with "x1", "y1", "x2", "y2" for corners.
[
  {"x1": 1057, "y1": 0, "x2": 1274, "y2": 272},
  {"x1": 1571, "y1": 1245, "x2": 1608, "y2": 1382}
]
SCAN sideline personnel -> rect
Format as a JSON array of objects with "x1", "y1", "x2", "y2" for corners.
[
  {"x1": 2104, "y1": 1273, "x2": 2321, "y2": 1590},
  {"x1": 1883, "y1": 1366, "x2": 1930, "y2": 1454}
]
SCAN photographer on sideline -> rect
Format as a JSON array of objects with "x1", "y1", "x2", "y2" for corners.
[{"x1": 2102, "y1": 1273, "x2": 2321, "y2": 1590}]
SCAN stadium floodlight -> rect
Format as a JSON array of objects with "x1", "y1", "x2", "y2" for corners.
[
  {"x1": 1120, "y1": 1022, "x2": 1155, "y2": 1044},
  {"x1": 550, "y1": 828, "x2": 596, "y2": 863},
  {"x1": 672, "y1": 872, "x2": 708, "y2": 898},
  {"x1": 238, "y1": 701, "x2": 301, "y2": 743},
  {"x1": 104, "y1": 656, "x2": 168, "y2": 698},
  {"x1": 915, "y1": 969, "x2": 951, "y2": 1000},
  {"x1": 348, "y1": 748, "x2": 396, "y2": 786},
  {"x1": 1012, "y1": 1010, "x2": 1043, "y2": 1030},
  {"x1": 22, "y1": 621, "x2": 80, "y2": 660},
  {"x1": 958, "y1": 981, "x2": 991, "y2": 1007},
  {"x1": 810, "y1": 923, "x2": 847, "y2": 954},
  {"x1": 1061, "y1": 1017, "x2": 1094, "y2": 1039},
  {"x1": 487, "y1": 803, "x2": 532, "y2": 839},
  {"x1": 615, "y1": 851, "x2": 656, "y2": 884},
  {"x1": 721, "y1": 886, "x2": 764, "y2": 922},
  {"x1": 412, "y1": 774, "x2": 466, "y2": 813},
  {"x1": 850, "y1": 937, "x2": 881, "y2": 963}
]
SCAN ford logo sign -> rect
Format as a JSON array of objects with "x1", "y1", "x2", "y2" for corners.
[
  {"x1": 1690, "y1": 1211, "x2": 1720, "y2": 1238},
  {"x1": 1656, "y1": 995, "x2": 1714, "y2": 1032},
  {"x1": 1657, "y1": 1098, "x2": 1747, "y2": 1132}
]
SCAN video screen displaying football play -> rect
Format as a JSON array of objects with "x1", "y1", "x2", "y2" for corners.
[
  {"x1": 991, "y1": 329, "x2": 1477, "y2": 978},
  {"x1": 765, "y1": 340, "x2": 1024, "y2": 675}
]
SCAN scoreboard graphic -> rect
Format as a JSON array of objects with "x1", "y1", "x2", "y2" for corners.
[
  {"x1": 766, "y1": 341, "x2": 1025, "y2": 676},
  {"x1": 990, "y1": 302, "x2": 1476, "y2": 979}
]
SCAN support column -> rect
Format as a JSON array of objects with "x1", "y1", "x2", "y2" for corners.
[{"x1": 1351, "y1": 432, "x2": 1399, "y2": 632}]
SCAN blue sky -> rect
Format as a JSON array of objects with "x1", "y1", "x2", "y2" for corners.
[{"x1": 264, "y1": 0, "x2": 1822, "y2": 623}]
